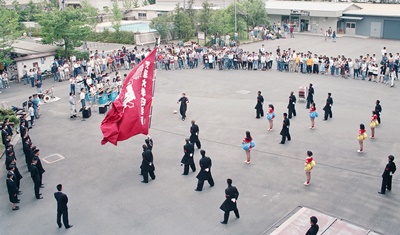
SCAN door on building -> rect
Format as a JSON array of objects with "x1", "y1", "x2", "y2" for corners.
[
  {"x1": 383, "y1": 20, "x2": 400, "y2": 40},
  {"x1": 370, "y1": 22, "x2": 381, "y2": 38},
  {"x1": 345, "y1": 22, "x2": 356, "y2": 35},
  {"x1": 300, "y1": 19, "x2": 309, "y2": 32}
]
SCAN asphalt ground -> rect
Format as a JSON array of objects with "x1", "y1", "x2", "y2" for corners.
[{"x1": 0, "y1": 34, "x2": 399, "y2": 235}]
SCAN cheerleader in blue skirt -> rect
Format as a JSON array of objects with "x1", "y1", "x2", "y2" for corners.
[
  {"x1": 267, "y1": 104, "x2": 275, "y2": 131},
  {"x1": 242, "y1": 131, "x2": 255, "y2": 164},
  {"x1": 309, "y1": 102, "x2": 318, "y2": 129}
]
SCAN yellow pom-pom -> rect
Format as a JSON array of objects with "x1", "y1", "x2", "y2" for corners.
[{"x1": 357, "y1": 135, "x2": 363, "y2": 141}]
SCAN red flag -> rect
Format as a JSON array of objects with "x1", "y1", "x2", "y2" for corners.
[{"x1": 100, "y1": 48, "x2": 157, "y2": 145}]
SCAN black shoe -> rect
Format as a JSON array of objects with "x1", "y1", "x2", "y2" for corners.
[
  {"x1": 195, "y1": 189, "x2": 201, "y2": 191},
  {"x1": 37, "y1": 197, "x2": 44, "y2": 199},
  {"x1": 141, "y1": 181, "x2": 148, "y2": 183},
  {"x1": 256, "y1": 117, "x2": 260, "y2": 119},
  {"x1": 70, "y1": 116, "x2": 74, "y2": 118},
  {"x1": 18, "y1": 191, "x2": 22, "y2": 195},
  {"x1": 13, "y1": 206, "x2": 20, "y2": 211},
  {"x1": 16, "y1": 200, "x2": 20, "y2": 203},
  {"x1": 58, "y1": 224, "x2": 62, "y2": 228},
  {"x1": 182, "y1": 173, "x2": 188, "y2": 175},
  {"x1": 220, "y1": 221, "x2": 227, "y2": 224},
  {"x1": 66, "y1": 225, "x2": 73, "y2": 229},
  {"x1": 279, "y1": 142, "x2": 284, "y2": 144},
  {"x1": 236, "y1": 215, "x2": 240, "y2": 218},
  {"x1": 323, "y1": 119, "x2": 327, "y2": 121},
  {"x1": 378, "y1": 192, "x2": 385, "y2": 194},
  {"x1": 40, "y1": 185, "x2": 45, "y2": 188}
]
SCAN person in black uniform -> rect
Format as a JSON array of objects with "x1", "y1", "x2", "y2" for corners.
[
  {"x1": 375, "y1": 100, "x2": 382, "y2": 124},
  {"x1": 189, "y1": 120, "x2": 201, "y2": 149},
  {"x1": 195, "y1": 150, "x2": 214, "y2": 191},
  {"x1": 177, "y1": 93, "x2": 189, "y2": 121},
  {"x1": 54, "y1": 184, "x2": 73, "y2": 229},
  {"x1": 33, "y1": 149, "x2": 45, "y2": 187},
  {"x1": 23, "y1": 136, "x2": 32, "y2": 170},
  {"x1": 306, "y1": 83, "x2": 314, "y2": 109},
  {"x1": 287, "y1": 91, "x2": 297, "y2": 119},
  {"x1": 140, "y1": 144, "x2": 156, "y2": 183},
  {"x1": 30, "y1": 157, "x2": 43, "y2": 199},
  {"x1": 323, "y1": 92, "x2": 333, "y2": 120},
  {"x1": 280, "y1": 113, "x2": 291, "y2": 144},
  {"x1": 7, "y1": 164, "x2": 22, "y2": 195},
  {"x1": 1, "y1": 124, "x2": 8, "y2": 147},
  {"x1": 6, "y1": 172, "x2": 20, "y2": 211},
  {"x1": 4, "y1": 118, "x2": 13, "y2": 136},
  {"x1": 220, "y1": 178, "x2": 240, "y2": 224},
  {"x1": 379, "y1": 155, "x2": 396, "y2": 194},
  {"x1": 306, "y1": 216, "x2": 319, "y2": 235},
  {"x1": 5, "y1": 145, "x2": 16, "y2": 169},
  {"x1": 255, "y1": 91, "x2": 264, "y2": 119},
  {"x1": 181, "y1": 138, "x2": 196, "y2": 175}
]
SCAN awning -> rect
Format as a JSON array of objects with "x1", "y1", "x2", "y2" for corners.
[{"x1": 340, "y1": 16, "x2": 364, "y2": 20}]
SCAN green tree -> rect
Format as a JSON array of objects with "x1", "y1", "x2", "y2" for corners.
[
  {"x1": 22, "y1": 0, "x2": 42, "y2": 22},
  {"x1": 123, "y1": 0, "x2": 134, "y2": 11},
  {"x1": 173, "y1": 3, "x2": 195, "y2": 41},
  {"x1": 132, "y1": 0, "x2": 139, "y2": 8},
  {"x1": 82, "y1": 0, "x2": 99, "y2": 30},
  {"x1": 142, "y1": 0, "x2": 148, "y2": 6},
  {"x1": 111, "y1": 0, "x2": 123, "y2": 39},
  {"x1": 37, "y1": 7, "x2": 91, "y2": 58},
  {"x1": 150, "y1": 13, "x2": 172, "y2": 40},
  {"x1": 198, "y1": 0, "x2": 213, "y2": 34},
  {"x1": 0, "y1": 8, "x2": 21, "y2": 64},
  {"x1": 148, "y1": 0, "x2": 155, "y2": 4},
  {"x1": 240, "y1": 0, "x2": 269, "y2": 27}
]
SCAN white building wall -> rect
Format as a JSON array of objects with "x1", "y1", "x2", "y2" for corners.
[{"x1": 16, "y1": 56, "x2": 55, "y2": 80}]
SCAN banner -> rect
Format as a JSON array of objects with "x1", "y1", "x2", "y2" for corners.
[{"x1": 100, "y1": 48, "x2": 157, "y2": 145}]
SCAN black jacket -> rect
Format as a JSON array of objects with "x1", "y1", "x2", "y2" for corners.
[
  {"x1": 54, "y1": 191, "x2": 69, "y2": 212},
  {"x1": 141, "y1": 149, "x2": 155, "y2": 171},
  {"x1": 383, "y1": 161, "x2": 396, "y2": 178},
  {"x1": 196, "y1": 156, "x2": 212, "y2": 180},
  {"x1": 220, "y1": 185, "x2": 239, "y2": 212}
]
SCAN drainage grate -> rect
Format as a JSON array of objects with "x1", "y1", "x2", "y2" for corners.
[
  {"x1": 236, "y1": 90, "x2": 251, "y2": 95},
  {"x1": 42, "y1": 153, "x2": 65, "y2": 164}
]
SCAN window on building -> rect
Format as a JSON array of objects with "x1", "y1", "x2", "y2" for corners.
[{"x1": 138, "y1": 13, "x2": 147, "y2": 20}]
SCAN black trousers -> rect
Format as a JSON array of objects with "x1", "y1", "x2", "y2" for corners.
[
  {"x1": 57, "y1": 210, "x2": 70, "y2": 228},
  {"x1": 256, "y1": 107, "x2": 264, "y2": 118},
  {"x1": 180, "y1": 106, "x2": 187, "y2": 119},
  {"x1": 183, "y1": 163, "x2": 196, "y2": 174},
  {"x1": 33, "y1": 178, "x2": 40, "y2": 198},
  {"x1": 380, "y1": 176, "x2": 393, "y2": 193},
  {"x1": 142, "y1": 170, "x2": 155, "y2": 183},
  {"x1": 376, "y1": 114, "x2": 381, "y2": 124},
  {"x1": 223, "y1": 209, "x2": 240, "y2": 223},
  {"x1": 196, "y1": 177, "x2": 214, "y2": 191},
  {"x1": 281, "y1": 132, "x2": 291, "y2": 144},
  {"x1": 324, "y1": 108, "x2": 332, "y2": 120},
  {"x1": 190, "y1": 137, "x2": 201, "y2": 149},
  {"x1": 306, "y1": 99, "x2": 313, "y2": 109},
  {"x1": 288, "y1": 106, "x2": 296, "y2": 119}
]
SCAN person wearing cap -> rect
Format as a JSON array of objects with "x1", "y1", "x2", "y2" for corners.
[
  {"x1": 140, "y1": 144, "x2": 156, "y2": 183},
  {"x1": 220, "y1": 178, "x2": 240, "y2": 224},
  {"x1": 189, "y1": 120, "x2": 201, "y2": 149},
  {"x1": 306, "y1": 83, "x2": 314, "y2": 109},
  {"x1": 6, "y1": 172, "x2": 20, "y2": 211},
  {"x1": 54, "y1": 184, "x2": 73, "y2": 229},
  {"x1": 304, "y1": 151, "x2": 316, "y2": 186},
  {"x1": 33, "y1": 149, "x2": 45, "y2": 187},
  {"x1": 255, "y1": 91, "x2": 264, "y2": 119},
  {"x1": 195, "y1": 150, "x2": 214, "y2": 191},
  {"x1": 30, "y1": 157, "x2": 43, "y2": 199},
  {"x1": 323, "y1": 93, "x2": 333, "y2": 121},
  {"x1": 306, "y1": 216, "x2": 319, "y2": 235},
  {"x1": 181, "y1": 138, "x2": 196, "y2": 175},
  {"x1": 379, "y1": 155, "x2": 396, "y2": 194}
]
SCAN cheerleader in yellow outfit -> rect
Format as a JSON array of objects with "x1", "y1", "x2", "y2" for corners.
[
  {"x1": 304, "y1": 151, "x2": 316, "y2": 186},
  {"x1": 370, "y1": 111, "x2": 378, "y2": 139},
  {"x1": 357, "y1": 124, "x2": 367, "y2": 153}
]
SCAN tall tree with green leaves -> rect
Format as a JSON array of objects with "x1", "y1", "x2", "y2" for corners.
[
  {"x1": 82, "y1": 0, "x2": 99, "y2": 30},
  {"x1": 37, "y1": 7, "x2": 91, "y2": 58},
  {"x1": 0, "y1": 7, "x2": 21, "y2": 65},
  {"x1": 22, "y1": 0, "x2": 42, "y2": 22},
  {"x1": 148, "y1": 0, "x2": 155, "y2": 4},
  {"x1": 150, "y1": 13, "x2": 172, "y2": 40},
  {"x1": 123, "y1": 0, "x2": 134, "y2": 12},
  {"x1": 173, "y1": 3, "x2": 195, "y2": 41},
  {"x1": 240, "y1": 0, "x2": 269, "y2": 27},
  {"x1": 111, "y1": 0, "x2": 123, "y2": 39},
  {"x1": 198, "y1": 0, "x2": 213, "y2": 34}
]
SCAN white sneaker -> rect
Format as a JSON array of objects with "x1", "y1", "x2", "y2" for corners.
[
  {"x1": 303, "y1": 182, "x2": 310, "y2": 186},
  {"x1": 357, "y1": 150, "x2": 363, "y2": 153}
]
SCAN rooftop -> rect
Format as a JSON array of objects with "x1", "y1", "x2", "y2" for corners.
[
  {"x1": 265, "y1": 1, "x2": 360, "y2": 12},
  {"x1": 346, "y1": 3, "x2": 400, "y2": 17}
]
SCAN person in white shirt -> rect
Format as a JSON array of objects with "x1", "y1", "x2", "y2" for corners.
[
  {"x1": 69, "y1": 93, "x2": 76, "y2": 118},
  {"x1": 79, "y1": 88, "x2": 86, "y2": 110}
]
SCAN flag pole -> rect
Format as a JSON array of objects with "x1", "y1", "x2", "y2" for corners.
[{"x1": 148, "y1": 47, "x2": 158, "y2": 131}]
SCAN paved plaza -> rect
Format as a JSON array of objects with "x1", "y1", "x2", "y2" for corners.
[{"x1": 1, "y1": 34, "x2": 399, "y2": 235}]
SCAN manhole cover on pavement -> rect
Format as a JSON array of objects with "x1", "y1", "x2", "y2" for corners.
[
  {"x1": 236, "y1": 90, "x2": 251, "y2": 95},
  {"x1": 42, "y1": 153, "x2": 65, "y2": 164}
]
